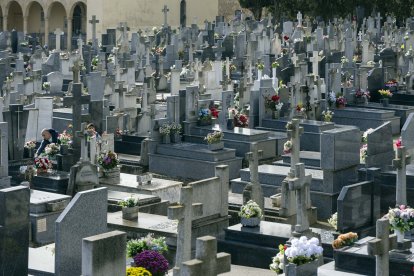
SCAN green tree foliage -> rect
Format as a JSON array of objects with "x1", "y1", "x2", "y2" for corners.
[{"x1": 240, "y1": 0, "x2": 414, "y2": 21}]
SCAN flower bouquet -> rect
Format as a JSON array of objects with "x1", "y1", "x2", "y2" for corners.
[
  {"x1": 332, "y1": 232, "x2": 358, "y2": 249},
  {"x1": 24, "y1": 140, "x2": 36, "y2": 150},
  {"x1": 127, "y1": 233, "x2": 168, "y2": 258},
  {"x1": 321, "y1": 110, "x2": 334, "y2": 122},
  {"x1": 385, "y1": 79, "x2": 398, "y2": 92},
  {"x1": 45, "y1": 143, "x2": 60, "y2": 158},
  {"x1": 170, "y1": 122, "x2": 182, "y2": 143},
  {"x1": 355, "y1": 89, "x2": 370, "y2": 99},
  {"x1": 239, "y1": 200, "x2": 263, "y2": 227},
  {"x1": 395, "y1": 137, "x2": 402, "y2": 149},
  {"x1": 257, "y1": 62, "x2": 264, "y2": 71},
  {"x1": 335, "y1": 96, "x2": 347, "y2": 108},
  {"x1": 133, "y1": 250, "x2": 169, "y2": 276},
  {"x1": 270, "y1": 244, "x2": 286, "y2": 274},
  {"x1": 233, "y1": 112, "x2": 249, "y2": 128},
  {"x1": 34, "y1": 157, "x2": 53, "y2": 174},
  {"x1": 98, "y1": 150, "x2": 119, "y2": 170},
  {"x1": 378, "y1": 89, "x2": 393, "y2": 98},
  {"x1": 58, "y1": 130, "x2": 72, "y2": 145},
  {"x1": 283, "y1": 140, "x2": 293, "y2": 154},
  {"x1": 328, "y1": 212, "x2": 338, "y2": 230},
  {"x1": 264, "y1": 94, "x2": 282, "y2": 111},
  {"x1": 198, "y1": 108, "x2": 212, "y2": 126},
  {"x1": 386, "y1": 205, "x2": 414, "y2": 237},
  {"x1": 159, "y1": 123, "x2": 171, "y2": 136},
  {"x1": 327, "y1": 91, "x2": 336, "y2": 107},
  {"x1": 42, "y1": 82, "x2": 50, "y2": 91},
  {"x1": 285, "y1": 236, "x2": 323, "y2": 267},
  {"x1": 272, "y1": 61, "x2": 280, "y2": 68},
  {"x1": 360, "y1": 145, "x2": 368, "y2": 162},
  {"x1": 126, "y1": 267, "x2": 152, "y2": 276}
]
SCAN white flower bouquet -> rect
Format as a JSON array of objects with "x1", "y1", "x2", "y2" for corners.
[
  {"x1": 239, "y1": 200, "x2": 263, "y2": 219},
  {"x1": 285, "y1": 236, "x2": 323, "y2": 266}
]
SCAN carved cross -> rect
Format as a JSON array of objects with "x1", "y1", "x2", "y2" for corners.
[
  {"x1": 288, "y1": 163, "x2": 312, "y2": 234},
  {"x1": 392, "y1": 146, "x2": 411, "y2": 206},
  {"x1": 89, "y1": 15, "x2": 100, "y2": 51},
  {"x1": 75, "y1": 122, "x2": 89, "y2": 162},
  {"x1": 168, "y1": 186, "x2": 203, "y2": 275},
  {"x1": 162, "y1": 5, "x2": 170, "y2": 27},
  {"x1": 367, "y1": 218, "x2": 397, "y2": 276},
  {"x1": 114, "y1": 81, "x2": 127, "y2": 112},
  {"x1": 287, "y1": 119, "x2": 304, "y2": 176},
  {"x1": 246, "y1": 142, "x2": 264, "y2": 210},
  {"x1": 71, "y1": 58, "x2": 83, "y2": 83}
]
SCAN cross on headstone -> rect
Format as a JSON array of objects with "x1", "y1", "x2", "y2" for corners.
[
  {"x1": 297, "y1": 12, "x2": 303, "y2": 27},
  {"x1": 245, "y1": 143, "x2": 264, "y2": 210},
  {"x1": 162, "y1": 5, "x2": 170, "y2": 27},
  {"x1": 367, "y1": 218, "x2": 397, "y2": 276},
  {"x1": 288, "y1": 163, "x2": 312, "y2": 234},
  {"x1": 89, "y1": 15, "x2": 100, "y2": 52},
  {"x1": 114, "y1": 81, "x2": 127, "y2": 112},
  {"x1": 168, "y1": 186, "x2": 203, "y2": 275},
  {"x1": 392, "y1": 146, "x2": 411, "y2": 206},
  {"x1": 310, "y1": 51, "x2": 320, "y2": 76},
  {"x1": 77, "y1": 38, "x2": 84, "y2": 59},
  {"x1": 117, "y1": 22, "x2": 129, "y2": 53},
  {"x1": 287, "y1": 119, "x2": 304, "y2": 176},
  {"x1": 75, "y1": 122, "x2": 89, "y2": 162},
  {"x1": 358, "y1": 30, "x2": 363, "y2": 41},
  {"x1": 181, "y1": 236, "x2": 231, "y2": 276},
  {"x1": 54, "y1": 28, "x2": 64, "y2": 51},
  {"x1": 63, "y1": 83, "x2": 91, "y2": 154},
  {"x1": 71, "y1": 58, "x2": 83, "y2": 83},
  {"x1": 291, "y1": 53, "x2": 299, "y2": 67}
]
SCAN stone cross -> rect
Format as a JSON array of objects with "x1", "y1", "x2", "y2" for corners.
[
  {"x1": 181, "y1": 236, "x2": 231, "y2": 276},
  {"x1": 117, "y1": 22, "x2": 129, "y2": 53},
  {"x1": 392, "y1": 146, "x2": 411, "y2": 206},
  {"x1": 297, "y1": 12, "x2": 303, "y2": 27},
  {"x1": 89, "y1": 15, "x2": 100, "y2": 52},
  {"x1": 162, "y1": 5, "x2": 170, "y2": 27},
  {"x1": 54, "y1": 28, "x2": 64, "y2": 51},
  {"x1": 288, "y1": 163, "x2": 312, "y2": 234},
  {"x1": 245, "y1": 143, "x2": 264, "y2": 211},
  {"x1": 310, "y1": 51, "x2": 320, "y2": 77},
  {"x1": 71, "y1": 58, "x2": 83, "y2": 83},
  {"x1": 287, "y1": 119, "x2": 304, "y2": 176},
  {"x1": 367, "y1": 218, "x2": 397, "y2": 276},
  {"x1": 77, "y1": 38, "x2": 84, "y2": 59},
  {"x1": 75, "y1": 122, "x2": 89, "y2": 162},
  {"x1": 358, "y1": 30, "x2": 363, "y2": 41},
  {"x1": 63, "y1": 83, "x2": 91, "y2": 152},
  {"x1": 114, "y1": 81, "x2": 127, "y2": 112},
  {"x1": 168, "y1": 186, "x2": 203, "y2": 276}
]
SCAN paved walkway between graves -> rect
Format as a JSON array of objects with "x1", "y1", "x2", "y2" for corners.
[{"x1": 221, "y1": 265, "x2": 276, "y2": 276}]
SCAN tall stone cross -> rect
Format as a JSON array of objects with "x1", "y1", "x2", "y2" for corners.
[
  {"x1": 392, "y1": 146, "x2": 411, "y2": 206},
  {"x1": 54, "y1": 28, "x2": 64, "y2": 51},
  {"x1": 288, "y1": 163, "x2": 312, "y2": 235},
  {"x1": 181, "y1": 236, "x2": 231, "y2": 276},
  {"x1": 89, "y1": 15, "x2": 100, "y2": 52},
  {"x1": 245, "y1": 142, "x2": 264, "y2": 211},
  {"x1": 114, "y1": 81, "x2": 127, "y2": 112},
  {"x1": 310, "y1": 51, "x2": 320, "y2": 77},
  {"x1": 63, "y1": 83, "x2": 91, "y2": 153},
  {"x1": 117, "y1": 22, "x2": 129, "y2": 53},
  {"x1": 367, "y1": 218, "x2": 397, "y2": 276},
  {"x1": 71, "y1": 58, "x2": 83, "y2": 83},
  {"x1": 77, "y1": 38, "x2": 84, "y2": 59},
  {"x1": 162, "y1": 5, "x2": 169, "y2": 27},
  {"x1": 168, "y1": 186, "x2": 203, "y2": 276},
  {"x1": 287, "y1": 119, "x2": 304, "y2": 177},
  {"x1": 75, "y1": 122, "x2": 89, "y2": 162}
]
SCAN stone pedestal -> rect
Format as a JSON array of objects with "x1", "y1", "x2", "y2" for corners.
[{"x1": 99, "y1": 166, "x2": 121, "y2": 185}]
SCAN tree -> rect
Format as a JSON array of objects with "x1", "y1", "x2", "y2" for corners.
[{"x1": 239, "y1": 0, "x2": 273, "y2": 20}]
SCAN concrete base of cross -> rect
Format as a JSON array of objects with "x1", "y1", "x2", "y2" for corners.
[{"x1": 389, "y1": 240, "x2": 412, "y2": 259}]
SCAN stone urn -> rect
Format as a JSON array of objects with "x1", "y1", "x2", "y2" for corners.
[
  {"x1": 171, "y1": 132, "x2": 181, "y2": 143},
  {"x1": 208, "y1": 141, "x2": 224, "y2": 151},
  {"x1": 122, "y1": 205, "x2": 139, "y2": 220},
  {"x1": 285, "y1": 258, "x2": 319, "y2": 276},
  {"x1": 240, "y1": 216, "x2": 261, "y2": 227},
  {"x1": 60, "y1": 144, "x2": 69, "y2": 155},
  {"x1": 161, "y1": 134, "x2": 171, "y2": 144}
]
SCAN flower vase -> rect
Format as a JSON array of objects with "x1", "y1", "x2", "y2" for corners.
[
  {"x1": 395, "y1": 229, "x2": 405, "y2": 243},
  {"x1": 381, "y1": 98, "x2": 390, "y2": 107},
  {"x1": 162, "y1": 135, "x2": 171, "y2": 144},
  {"x1": 258, "y1": 69, "x2": 263, "y2": 80},
  {"x1": 208, "y1": 141, "x2": 224, "y2": 151},
  {"x1": 171, "y1": 133, "x2": 181, "y2": 143},
  {"x1": 227, "y1": 118, "x2": 234, "y2": 130},
  {"x1": 285, "y1": 258, "x2": 319, "y2": 276},
  {"x1": 197, "y1": 119, "x2": 212, "y2": 126},
  {"x1": 240, "y1": 217, "x2": 261, "y2": 227},
  {"x1": 60, "y1": 144, "x2": 69, "y2": 155},
  {"x1": 27, "y1": 148, "x2": 34, "y2": 158},
  {"x1": 336, "y1": 104, "x2": 345, "y2": 109},
  {"x1": 272, "y1": 110, "x2": 280, "y2": 119},
  {"x1": 37, "y1": 168, "x2": 48, "y2": 175},
  {"x1": 99, "y1": 166, "x2": 121, "y2": 185},
  {"x1": 122, "y1": 206, "x2": 139, "y2": 220}
]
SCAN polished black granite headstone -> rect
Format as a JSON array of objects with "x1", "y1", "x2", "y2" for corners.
[
  {"x1": 0, "y1": 186, "x2": 30, "y2": 275},
  {"x1": 218, "y1": 221, "x2": 334, "y2": 269},
  {"x1": 32, "y1": 172, "x2": 70, "y2": 194},
  {"x1": 334, "y1": 236, "x2": 414, "y2": 276},
  {"x1": 114, "y1": 135, "x2": 146, "y2": 155}
]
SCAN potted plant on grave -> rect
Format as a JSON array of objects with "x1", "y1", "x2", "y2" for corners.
[
  {"x1": 97, "y1": 150, "x2": 120, "y2": 184},
  {"x1": 44, "y1": 143, "x2": 60, "y2": 163},
  {"x1": 169, "y1": 122, "x2": 182, "y2": 143},
  {"x1": 42, "y1": 82, "x2": 50, "y2": 93},
  {"x1": 126, "y1": 267, "x2": 152, "y2": 276},
  {"x1": 204, "y1": 130, "x2": 224, "y2": 151},
  {"x1": 91, "y1": 55, "x2": 99, "y2": 71},
  {"x1": 360, "y1": 145, "x2": 368, "y2": 163},
  {"x1": 335, "y1": 95, "x2": 347, "y2": 109},
  {"x1": 239, "y1": 200, "x2": 263, "y2": 227},
  {"x1": 58, "y1": 130, "x2": 72, "y2": 155},
  {"x1": 270, "y1": 244, "x2": 286, "y2": 274},
  {"x1": 386, "y1": 205, "x2": 414, "y2": 242},
  {"x1": 321, "y1": 109, "x2": 334, "y2": 122},
  {"x1": 354, "y1": 89, "x2": 370, "y2": 105},
  {"x1": 119, "y1": 196, "x2": 139, "y2": 220},
  {"x1": 197, "y1": 108, "x2": 212, "y2": 126},
  {"x1": 327, "y1": 91, "x2": 336, "y2": 108},
  {"x1": 295, "y1": 103, "x2": 307, "y2": 119},
  {"x1": 133, "y1": 250, "x2": 169, "y2": 276},
  {"x1": 34, "y1": 156, "x2": 53, "y2": 174},
  {"x1": 283, "y1": 140, "x2": 293, "y2": 154},
  {"x1": 159, "y1": 123, "x2": 171, "y2": 144},
  {"x1": 264, "y1": 94, "x2": 283, "y2": 119},
  {"x1": 284, "y1": 236, "x2": 323, "y2": 276},
  {"x1": 385, "y1": 79, "x2": 398, "y2": 92},
  {"x1": 24, "y1": 140, "x2": 37, "y2": 158},
  {"x1": 378, "y1": 89, "x2": 392, "y2": 107},
  {"x1": 127, "y1": 233, "x2": 168, "y2": 259},
  {"x1": 256, "y1": 62, "x2": 264, "y2": 80},
  {"x1": 332, "y1": 232, "x2": 359, "y2": 250},
  {"x1": 231, "y1": 109, "x2": 249, "y2": 128}
]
